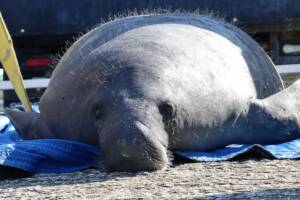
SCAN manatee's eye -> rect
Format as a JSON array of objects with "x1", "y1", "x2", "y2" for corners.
[
  {"x1": 158, "y1": 102, "x2": 176, "y2": 135},
  {"x1": 93, "y1": 105, "x2": 104, "y2": 119},
  {"x1": 158, "y1": 102, "x2": 174, "y2": 121}
]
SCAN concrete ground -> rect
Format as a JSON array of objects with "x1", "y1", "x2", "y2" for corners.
[
  {"x1": 0, "y1": 160, "x2": 299, "y2": 199},
  {"x1": 0, "y1": 75, "x2": 299, "y2": 199}
]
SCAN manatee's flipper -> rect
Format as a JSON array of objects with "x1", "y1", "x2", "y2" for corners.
[
  {"x1": 4, "y1": 108, "x2": 53, "y2": 140},
  {"x1": 245, "y1": 80, "x2": 300, "y2": 144}
]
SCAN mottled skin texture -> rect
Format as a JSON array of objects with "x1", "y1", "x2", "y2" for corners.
[{"x1": 5, "y1": 14, "x2": 300, "y2": 171}]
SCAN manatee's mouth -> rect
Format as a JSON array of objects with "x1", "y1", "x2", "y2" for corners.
[
  {"x1": 4, "y1": 108, "x2": 52, "y2": 140},
  {"x1": 100, "y1": 121, "x2": 169, "y2": 172}
]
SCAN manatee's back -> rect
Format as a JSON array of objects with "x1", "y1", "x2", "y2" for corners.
[{"x1": 52, "y1": 14, "x2": 283, "y2": 98}]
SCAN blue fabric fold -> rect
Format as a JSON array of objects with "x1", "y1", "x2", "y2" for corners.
[
  {"x1": 0, "y1": 115, "x2": 100, "y2": 173},
  {"x1": 175, "y1": 140, "x2": 300, "y2": 161},
  {"x1": 0, "y1": 110, "x2": 299, "y2": 174}
]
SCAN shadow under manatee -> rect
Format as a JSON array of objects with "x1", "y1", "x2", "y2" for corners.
[
  {"x1": 0, "y1": 166, "x2": 33, "y2": 181},
  {"x1": 201, "y1": 188, "x2": 300, "y2": 200}
]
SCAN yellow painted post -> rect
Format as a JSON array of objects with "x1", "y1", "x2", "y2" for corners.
[{"x1": 0, "y1": 12, "x2": 32, "y2": 111}]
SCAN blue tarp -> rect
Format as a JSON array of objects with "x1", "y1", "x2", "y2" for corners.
[
  {"x1": 0, "y1": 110, "x2": 299, "y2": 174},
  {"x1": 176, "y1": 141, "x2": 300, "y2": 162},
  {"x1": 0, "y1": 114, "x2": 100, "y2": 174}
]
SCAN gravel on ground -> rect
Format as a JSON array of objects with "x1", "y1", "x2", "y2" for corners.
[{"x1": 0, "y1": 159, "x2": 299, "y2": 199}]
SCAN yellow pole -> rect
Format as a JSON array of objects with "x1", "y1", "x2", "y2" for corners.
[{"x1": 0, "y1": 12, "x2": 32, "y2": 112}]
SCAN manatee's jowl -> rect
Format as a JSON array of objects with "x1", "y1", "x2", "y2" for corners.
[{"x1": 5, "y1": 14, "x2": 300, "y2": 171}]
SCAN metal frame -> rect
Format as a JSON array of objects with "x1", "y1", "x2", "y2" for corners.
[{"x1": 1, "y1": 0, "x2": 300, "y2": 36}]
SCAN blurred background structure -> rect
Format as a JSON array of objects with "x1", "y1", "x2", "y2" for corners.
[{"x1": 1, "y1": 0, "x2": 300, "y2": 109}]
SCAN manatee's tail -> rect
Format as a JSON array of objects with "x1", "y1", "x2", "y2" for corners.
[
  {"x1": 243, "y1": 80, "x2": 300, "y2": 144},
  {"x1": 4, "y1": 108, "x2": 53, "y2": 140}
]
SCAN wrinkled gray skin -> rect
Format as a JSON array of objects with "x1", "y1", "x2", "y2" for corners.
[{"x1": 5, "y1": 14, "x2": 300, "y2": 171}]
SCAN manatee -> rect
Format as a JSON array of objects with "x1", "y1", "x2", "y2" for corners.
[{"x1": 4, "y1": 14, "x2": 300, "y2": 171}]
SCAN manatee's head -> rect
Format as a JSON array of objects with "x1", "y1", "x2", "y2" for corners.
[{"x1": 4, "y1": 42, "x2": 172, "y2": 172}]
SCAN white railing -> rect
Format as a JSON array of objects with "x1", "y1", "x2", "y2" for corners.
[
  {"x1": 0, "y1": 65, "x2": 299, "y2": 91},
  {"x1": 275, "y1": 64, "x2": 300, "y2": 74},
  {"x1": 0, "y1": 78, "x2": 49, "y2": 90}
]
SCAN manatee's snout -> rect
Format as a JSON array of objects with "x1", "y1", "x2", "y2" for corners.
[{"x1": 101, "y1": 121, "x2": 168, "y2": 172}]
